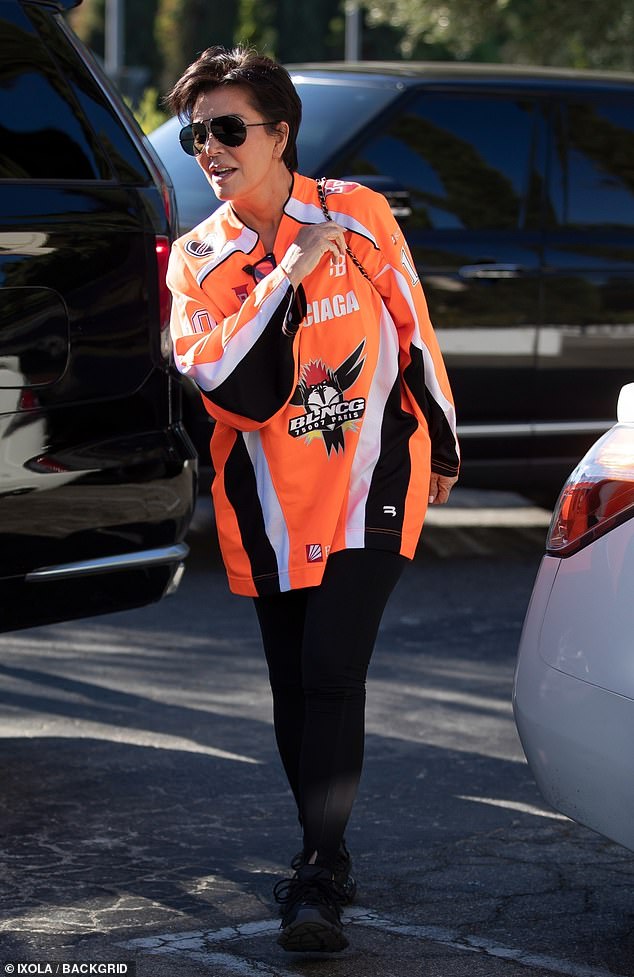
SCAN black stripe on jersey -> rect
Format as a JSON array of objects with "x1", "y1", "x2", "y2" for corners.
[
  {"x1": 364, "y1": 377, "x2": 417, "y2": 552},
  {"x1": 284, "y1": 284, "x2": 307, "y2": 337},
  {"x1": 210, "y1": 286, "x2": 297, "y2": 423},
  {"x1": 403, "y1": 344, "x2": 460, "y2": 475},
  {"x1": 224, "y1": 433, "x2": 280, "y2": 595}
]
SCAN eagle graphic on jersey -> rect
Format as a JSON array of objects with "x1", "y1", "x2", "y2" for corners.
[{"x1": 288, "y1": 340, "x2": 367, "y2": 454}]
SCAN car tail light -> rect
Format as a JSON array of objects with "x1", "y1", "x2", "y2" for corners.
[
  {"x1": 18, "y1": 389, "x2": 39, "y2": 411},
  {"x1": 27, "y1": 455, "x2": 70, "y2": 474},
  {"x1": 155, "y1": 235, "x2": 172, "y2": 360},
  {"x1": 547, "y1": 383, "x2": 634, "y2": 556}
]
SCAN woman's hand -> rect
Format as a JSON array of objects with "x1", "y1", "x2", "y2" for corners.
[
  {"x1": 429, "y1": 472, "x2": 459, "y2": 505},
  {"x1": 280, "y1": 221, "x2": 347, "y2": 288}
]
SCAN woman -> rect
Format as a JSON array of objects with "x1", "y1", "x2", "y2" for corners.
[{"x1": 166, "y1": 45, "x2": 459, "y2": 953}]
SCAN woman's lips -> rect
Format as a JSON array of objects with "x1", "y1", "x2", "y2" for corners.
[{"x1": 210, "y1": 166, "x2": 236, "y2": 183}]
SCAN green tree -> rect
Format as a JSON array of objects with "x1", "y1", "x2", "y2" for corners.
[
  {"x1": 156, "y1": 0, "x2": 239, "y2": 89},
  {"x1": 68, "y1": 0, "x2": 105, "y2": 58},
  {"x1": 126, "y1": 86, "x2": 169, "y2": 132},
  {"x1": 69, "y1": 0, "x2": 163, "y2": 87},
  {"x1": 501, "y1": 0, "x2": 634, "y2": 69},
  {"x1": 234, "y1": 0, "x2": 346, "y2": 62},
  {"x1": 362, "y1": 0, "x2": 634, "y2": 69},
  {"x1": 234, "y1": 0, "x2": 277, "y2": 53},
  {"x1": 275, "y1": 0, "x2": 342, "y2": 62}
]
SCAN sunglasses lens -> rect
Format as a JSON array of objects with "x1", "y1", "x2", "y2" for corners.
[
  {"x1": 178, "y1": 123, "x2": 200, "y2": 156},
  {"x1": 211, "y1": 116, "x2": 247, "y2": 147},
  {"x1": 249, "y1": 253, "x2": 277, "y2": 284},
  {"x1": 253, "y1": 256, "x2": 276, "y2": 281}
]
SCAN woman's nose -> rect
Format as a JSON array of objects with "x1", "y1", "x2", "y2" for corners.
[{"x1": 203, "y1": 129, "x2": 224, "y2": 153}]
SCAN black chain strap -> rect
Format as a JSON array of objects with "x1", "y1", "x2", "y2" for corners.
[{"x1": 316, "y1": 177, "x2": 372, "y2": 282}]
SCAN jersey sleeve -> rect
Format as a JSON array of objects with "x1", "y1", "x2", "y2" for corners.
[
  {"x1": 167, "y1": 245, "x2": 306, "y2": 431},
  {"x1": 357, "y1": 190, "x2": 460, "y2": 477}
]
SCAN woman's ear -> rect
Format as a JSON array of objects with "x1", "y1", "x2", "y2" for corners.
[{"x1": 273, "y1": 122, "x2": 290, "y2": 159}]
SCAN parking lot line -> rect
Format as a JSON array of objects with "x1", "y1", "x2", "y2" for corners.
[
  {"x1": 122, "y1": 907, "x2": 627, "y2": 977},
  {"x1": 352, "y1": 910, "x2": 625, "y2": 977},
  {"x1": 159, "y1": 949, "x2": 298, "y2": 977},
  {"x1": 457, "y1": 794, "x2": 571, "y2": 821}
]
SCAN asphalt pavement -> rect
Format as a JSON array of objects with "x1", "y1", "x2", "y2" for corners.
[{"x1": 1, "y1": 490, "x2": 633, "y2": 977}]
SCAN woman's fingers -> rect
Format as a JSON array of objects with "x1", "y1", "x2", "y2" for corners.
[
  {"x1": 281, "y1": 221, "x2": 348, "y2": 286},
  {"x1": 429, "y1": 472, "x2": 459, "y2": 505}
]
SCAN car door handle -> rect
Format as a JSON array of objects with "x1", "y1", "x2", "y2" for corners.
[
  {"x1": 342, "y1": 175, "x2": 412, "y2": 220},
  {"x1": 385, "y1": 191, "x2": 412, "y2": 220},
  {"x1": 458, "y1": 263, "x2": 525, "y2": 279}
]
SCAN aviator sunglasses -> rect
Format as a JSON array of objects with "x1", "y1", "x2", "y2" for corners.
[{"x1": 179, "y1": 115, "x2": 281, "y2": 156}]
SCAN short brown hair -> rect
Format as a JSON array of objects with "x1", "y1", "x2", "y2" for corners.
[{"x1": 166, "y1": 46, "x2": 302, "y2": 172}]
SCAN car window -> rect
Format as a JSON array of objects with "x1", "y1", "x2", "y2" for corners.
[
  {"x1": 333, "y1": 92, "x2": 538, "y2": 231},
  {"x1": 550, "y1": 96, "x2": 634, "y2": 227},
  {"x1": 0, "y1": 3, "x2": 108, "y2": 180},
  {"x1": 292, "y1": 77, "x2": 398, "y2": 173},
  {"x1": 31, "y1": 7, "x2": 153, "y2": 185}
]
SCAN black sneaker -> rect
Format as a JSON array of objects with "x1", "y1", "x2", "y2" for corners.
[
  {"x1": 290, "y1": 839, "x2": 357, "y2": 905},
  {"x1": 273, "y1": 864, "x2": 348, "y2": 952}
]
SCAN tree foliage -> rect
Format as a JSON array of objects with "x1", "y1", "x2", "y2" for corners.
[
  {"x1": 155, "y1": 0, "x2": 239, "y2": 90},
  {"x1": 233, "y1": 0, "x2": 344, "y2": 63},
  {"x1": 69, "y1": 0, "x2": 634, "y2": 125},
  {"x1": 68, "y1": 0, "x2": 105, "y2": 57},
  {"x1": 125, "y1": 87, "x2": 169, "y2": 132},
  {"x1": 234, "y1": 0, "x2": 277, "y2": 54},
  {"x1": 363, "y1": 0, "x2": 634, "y2": 69},
  {"x1": 69, "y1": 0, "x2": 162, "y2": 83}
]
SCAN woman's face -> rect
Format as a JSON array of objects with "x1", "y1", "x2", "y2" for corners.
[{"x1": 191, "y1": 85, "x2": 288, "y2": 208}]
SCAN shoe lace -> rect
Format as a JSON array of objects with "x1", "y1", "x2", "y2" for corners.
[{"x1": 273, "y1": 873, "x2": 346, "y2": 916}]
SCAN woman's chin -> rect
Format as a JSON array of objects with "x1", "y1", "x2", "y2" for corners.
[{"x1": 203, "y1": 173, "x2": 232, "y2": 201}]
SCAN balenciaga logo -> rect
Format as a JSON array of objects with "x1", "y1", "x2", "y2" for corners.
[
  {"x1": 304, "y1": 289, "x2": 359, "y2": 327},
  {"x1": 330, "y1": 254, "x2": 347, "y2": 278},
  {"x1": 306, "y1": 543, "x2": 323, "y2": 563}
]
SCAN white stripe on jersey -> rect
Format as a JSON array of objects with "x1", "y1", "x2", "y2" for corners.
[
  {"x1": 344, "y1": 303, "x2": 400, "y2": 548},
  {"x1": 324, "y1": 208, "x2": 379, "y2": 250},
  {"x1": 242, "y1": 430, "x2": 291, "y2": 589},
  {"x1": 174, "y1": 279, "x2": 294, "y2": 391},
  {"x1": 284, "y1": 197, "x2": 324, "y2": 225},
  {"x1": 195, "y1": 227, "x2": 259, "y2": 287},
  {"x1": 285, "y1": 197, "x2": 379, "y2": 251},
  {"x1": 390, "y1": 264, "x2": 459, "y2": 447}
]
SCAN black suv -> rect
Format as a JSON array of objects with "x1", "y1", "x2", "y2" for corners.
[
  {"x1": 151, "y1": 62, "x2": 634, "y2": 502},
  {"x1": 0, "y1": 0, "x2": 196, "y2": 632}
]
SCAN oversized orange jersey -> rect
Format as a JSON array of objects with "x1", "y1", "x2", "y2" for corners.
[{"x1": 168, "y1": 174, "x2": 459, "y2": 596}]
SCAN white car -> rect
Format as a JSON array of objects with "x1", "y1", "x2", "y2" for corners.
[{"x1": 513, "y1": 383, "x2": 634, "y2": 851}]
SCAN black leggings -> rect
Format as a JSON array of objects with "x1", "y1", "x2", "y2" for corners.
[{"x1": 253, "y1": 548, "x2": 405, "y2": 871}]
